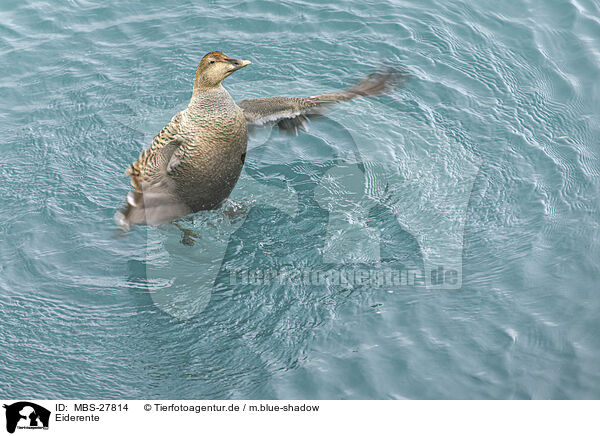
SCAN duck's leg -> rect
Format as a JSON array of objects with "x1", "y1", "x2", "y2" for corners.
[{"x1": 174, "y1": 221, "x2": 199, "y2": 246}]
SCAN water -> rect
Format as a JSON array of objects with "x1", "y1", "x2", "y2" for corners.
[{"x1": 1, "y1": 0, "x2": 599, "y2": 399}]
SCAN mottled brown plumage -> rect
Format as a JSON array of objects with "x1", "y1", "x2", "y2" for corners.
[
  {"x1": 116, "y1": 52, "x2": 408, "y2": 230},
  {"x1": 239, "y1": 67, "x2": 407, "y2": 133}
]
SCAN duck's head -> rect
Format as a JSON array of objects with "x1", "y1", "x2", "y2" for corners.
[{"x1": 194, "y1": 51, "x2": 251, "y2": 90}]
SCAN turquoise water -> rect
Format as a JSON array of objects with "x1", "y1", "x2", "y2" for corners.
[{"x1": 1, "y1": 0, "x2": 599, "y2": 399}]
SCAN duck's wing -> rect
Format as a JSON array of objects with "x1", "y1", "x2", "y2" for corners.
[
  {"x1": 238, "y1": 67, "x2": 409, "y2": 134},
  {"x1": 125, "y1": 111, "x2": 183, "y2": 190},
  {"x1": 116, "y1": 136, "x2": 193, "y2": 230}
]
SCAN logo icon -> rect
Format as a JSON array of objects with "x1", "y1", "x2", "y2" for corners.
[{"x1": 3, "y1": 402, "x2": 50, "y2": 434}]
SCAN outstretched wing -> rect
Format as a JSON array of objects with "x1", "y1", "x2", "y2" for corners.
[
  {"x1": 116, "y1": 136, "x2": 193, "y2": 230},
  {"x1": 125, "y1": 111, "x2": 183, "y2": 190},
  {"x1": 238, "y1": 67, "x2": 409, "y2": 134}
]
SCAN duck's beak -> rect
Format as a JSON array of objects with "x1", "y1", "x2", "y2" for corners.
[{"x1": 226, "y1": 58, "x2": 251, "y2": 72}]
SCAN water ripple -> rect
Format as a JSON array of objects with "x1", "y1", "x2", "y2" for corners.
[{"x1": 0, "y1": 0, "x2": 599, "y2": 399}]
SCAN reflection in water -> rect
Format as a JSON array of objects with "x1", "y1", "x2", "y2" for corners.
[{"x1": 123, "y1": 117, "x2": 430, "y2": 398}]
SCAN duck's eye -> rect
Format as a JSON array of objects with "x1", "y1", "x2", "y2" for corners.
[{"x1": 209, "y1": 60, "x2": 215, "y2": 64}]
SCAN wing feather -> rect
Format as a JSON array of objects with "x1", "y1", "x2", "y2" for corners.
[
  {"x1": 125, "y1": 111, "x2": 183, "y2": 189},
  {"x1": 239, "y1": 67, "x2": 409, "y2": 133},
  {"x1": 116, "y1": 137, "x2": 192, "y2": 230}
]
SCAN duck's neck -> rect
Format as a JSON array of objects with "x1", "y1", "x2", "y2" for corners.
[{"x1": 188, "y1": 84, "x2": 228, "y2": 111}]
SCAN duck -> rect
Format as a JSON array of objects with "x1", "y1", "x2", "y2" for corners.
[{"x1": 116, "y1": 51, "x2": 407, "y2": 230}]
